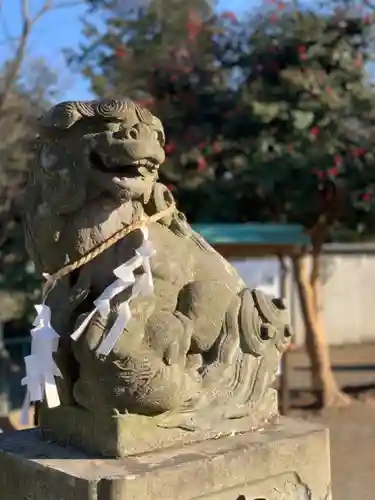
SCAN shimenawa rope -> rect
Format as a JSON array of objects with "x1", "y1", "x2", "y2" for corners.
[{"x1": 42, "y1": 202, "x2": 176, "y2": 300}]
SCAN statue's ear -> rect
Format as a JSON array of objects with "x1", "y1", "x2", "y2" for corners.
[
  {"x1": 38, "y1": 141, "x2": 88, "y2": 215},
  {"x1": 38, "y1": 100, "x2": 85, "y2": 130}
]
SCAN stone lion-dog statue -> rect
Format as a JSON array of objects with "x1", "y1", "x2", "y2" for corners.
[{"x1": 23, "y1": 98, "x2": 291, "y2": 434}]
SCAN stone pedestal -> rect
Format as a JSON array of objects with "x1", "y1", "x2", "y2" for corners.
[
  {"x1": 0, "y1": 417, "x2": 331, "y2": 500},
  {"x1": 38, "y1": 390, "x2": 280, "y2": 458}
]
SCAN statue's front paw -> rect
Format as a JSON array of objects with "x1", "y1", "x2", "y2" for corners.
[{"x1": 162, "y1": 311, "x2": 193, "y2": 366}]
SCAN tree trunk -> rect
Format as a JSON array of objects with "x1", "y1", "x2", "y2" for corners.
[{"x1": 292, "y1": 251, "x2": 350, "y2": 407}]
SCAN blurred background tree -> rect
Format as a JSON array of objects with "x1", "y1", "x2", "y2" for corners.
[
  {"x1": 0, "y1": 60, "x2": 58, "y2": 324},
  {"x1": 0, "y1": 0, "x2": 80, "y2": 327}
]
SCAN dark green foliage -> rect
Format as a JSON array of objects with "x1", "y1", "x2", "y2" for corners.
[
  {"x1": 71, "y1": 0, "x2": 375, "y2": 239},
  {"x1": 0, "y1": 61, "x2": 58, "y2": 323}
]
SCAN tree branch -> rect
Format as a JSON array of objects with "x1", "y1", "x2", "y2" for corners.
[
  {"x1": 0, "y1": 0, "x2": 84, "y2": 114},
  {"x1": 363, "y1": 0, "x2": 375, "y2": 9}
]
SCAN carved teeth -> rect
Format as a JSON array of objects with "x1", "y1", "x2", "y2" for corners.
[
  {"x1": 114, "y1": 176, "x2": 130, "y2": 182},
  {"x1": 132, "y1": 159, "x2": 157, "y2": 168}
]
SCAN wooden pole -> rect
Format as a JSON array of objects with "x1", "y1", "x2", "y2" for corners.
[{"x1": 278, "y1": 254, "x2": 290, "y2": 415}]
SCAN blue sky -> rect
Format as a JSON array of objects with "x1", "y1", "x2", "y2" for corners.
[{"x1": 0, "y1": 0, "x2": 253, "y2": 101}]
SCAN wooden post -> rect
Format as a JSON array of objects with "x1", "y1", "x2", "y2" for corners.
[{"x1": 278, "y1": 254, "x2": 290, "y2": 415}]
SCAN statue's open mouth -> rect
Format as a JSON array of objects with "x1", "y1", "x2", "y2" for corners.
[{"x1": 90, "y1": 150, "x2": 158, "y2": 180}]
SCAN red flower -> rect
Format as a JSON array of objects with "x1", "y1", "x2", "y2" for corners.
[
  {"x1": 276, "y1": 0, "x2": 287, "y2": 9},
  {"x1": 310, "y1": 126, "x2": 319, "y2": 136},
  {"x1": 312, "y1": 168, "x2": 325, "y2": 179},
  {"x1": 269, "y1": 14, "x2": 278, "y2": 24},
  {"x1": 212, "y1": 141, "x2": 222, "y2": 153},
  {"x1": 197, "y1": 157, "x2": 208, "y2": 171},
  {"x1": 358, "y1": 147, "x2": 366, "y2": 156},
  {"x1": 364, "y1": 14, "x2": 372, "y2": 24},
  {"x1": 328, "y1": 166, "x2": 339, "y2": 176},
  {"x1": 362, "y1": 192, "x2": 372, "y2": 202},
  {"x1": 187, "y1": 9, "x2": 202, "y2": 41},
  {"x1": 116, "y1": 47, "x2": 126, "y2": 57},
  {"x1": 197, "y1": 140, "x2": 208, "y2": 150},
  {"x1": 165, "y1": 143, "x2": 177, "y2": 154},
  {"x1": 221, "y1": 11, "x2": 237, "y2": 24},
  {"x1": 311, "y1": 168, "x2": 329, "y2": 179},
  {"x1": 334, "y1": 155, "x2": 342, "y2": 167},
  {"x1": 136, "y1": 97, "x2": 155, "y2": 108},
  {"x1": 353, "y1": 147, "x2": 366, "y2": 157},
  {"x1": 166, "y1": 184, "x2": 176, "y2": 192},
  {"x1": 297, "y1": 45, "x2": 307, "y2": 61}
]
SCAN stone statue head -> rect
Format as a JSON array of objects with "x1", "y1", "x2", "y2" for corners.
[
  {"x1": 24, "y1": 98, "x2": 166, "y2": 273},
  {"x1": 36, "y1": 98, "x2": 166, "y2": 215}
]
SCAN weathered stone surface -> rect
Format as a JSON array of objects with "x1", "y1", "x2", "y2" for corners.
[
  {"x1": 197, "y1": 473, "x2": 317, "y2": 499},
  {"x1": 0, "y1": 417, "x2": 331, "y2": 500}
]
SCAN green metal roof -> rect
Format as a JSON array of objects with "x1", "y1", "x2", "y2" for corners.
[{"x1": 192, "y1": 223, "x2": 310, "y2": 246}]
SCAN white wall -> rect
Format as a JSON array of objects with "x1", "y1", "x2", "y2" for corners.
[
  {"x1": 231, "y1": 258, "x2": 280, "y2": 297},
  {"x1": 289, "y1": 253, "x2": 375, "y2": 346},
  {"x1": 231, "y1": 250, "x2": 375, "y2": 347}
]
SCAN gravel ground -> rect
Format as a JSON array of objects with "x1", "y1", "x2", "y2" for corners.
[
  {"x1": 291, "y1": 398, "x2": 375, "y2": 500},
  {"x1": 285, "y1": 343, "x2": 375, "y2": 499}
]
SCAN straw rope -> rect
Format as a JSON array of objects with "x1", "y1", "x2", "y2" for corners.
[{"x1": 42, "y1": 202, "x2": 176, "y2": 299}]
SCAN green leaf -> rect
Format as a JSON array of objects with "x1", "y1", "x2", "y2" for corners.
[
  {"x1": 252, "y1": 101, "x2": 280, "y2": 123},
  {"x1": 292, "y1": 110, "x2": 315, "y2": 130}
]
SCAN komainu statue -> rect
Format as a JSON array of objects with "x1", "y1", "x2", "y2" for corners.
[{"x1": 23, "y1": 98, "x2": 291, "y2": 441}]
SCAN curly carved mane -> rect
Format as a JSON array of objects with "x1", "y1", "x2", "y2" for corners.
[{"x1": 38, "y1": 98, "x2": 159, "y2": 130}]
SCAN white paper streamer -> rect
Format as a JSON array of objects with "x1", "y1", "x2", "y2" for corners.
[
  {"x1": 20, "y1": 304, "x2": 62, "y2": 425},
  {"x1": 96, "y1": 302, "x2": 131, "y2": 356},
  {"x1": 72, "y1": 227, "x2": 156, "y2": 355}
]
